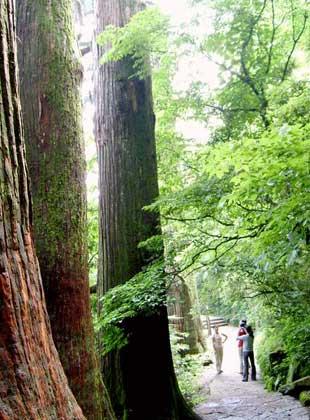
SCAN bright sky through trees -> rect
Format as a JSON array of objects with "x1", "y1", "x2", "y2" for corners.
[
  {"x1": 154, "y1": 0, "x2": 218, "y2": 143},
  {"x1": 155, "y1": 0, "x2": 192, "y2": 21}
]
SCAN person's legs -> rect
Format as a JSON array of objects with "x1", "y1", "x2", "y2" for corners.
[
  {"x1": 214, "y1": 348, "x2": 219, "y2": 372},
  {"x1": 238, "y1": 347, "x2": 243, "y2": 373},
  {"x1": 214, "y1": 347, "x2": 222, "y2": 373},
  {"x1": 218, "y1": 347, "x2": 223, "y2": 372},
  {"x1": 242, "y1": 351, "x2": 249, "y2": 381},
  {"x1": 249, "y1": 351, "x2": 256, "y2": 380}
]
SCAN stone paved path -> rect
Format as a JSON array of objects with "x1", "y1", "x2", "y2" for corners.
[{"x1": 195, "y1": 326, "x2": 310, "y2": 419}]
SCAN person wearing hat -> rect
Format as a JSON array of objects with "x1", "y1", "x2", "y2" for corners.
[{"x1": 237, "y1": 319, "x2": 247, "y2": 374}]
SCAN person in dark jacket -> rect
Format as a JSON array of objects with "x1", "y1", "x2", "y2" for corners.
[{"x1": 237, "y1": 325, "x2": 256, "y2": 382}]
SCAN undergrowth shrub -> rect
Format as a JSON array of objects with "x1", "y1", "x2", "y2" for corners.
[
  {"x1": 170, "y1": 329, "x2": 205, "y2": 407},
  {"x1": 257, "y1": 314, "x2": 310, "y2": 390}
]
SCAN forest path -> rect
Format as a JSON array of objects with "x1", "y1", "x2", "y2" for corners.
[{"x1": 195, "y1": 326, "x2": 310, "y2": 419}]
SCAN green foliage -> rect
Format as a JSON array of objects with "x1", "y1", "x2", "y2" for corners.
[
  {"x1": 299, "y1": 391, "x2": 310, "y2": 406},
  {"x1": 95, "y1": 259, "x2": 167, "y2": 354},
  {"x1": 170, "y1": 329, "x2": 205, "y2": 406},
  {"x1": 270, "y1": 80, "x2": 310, "y2": 125},
  {"x1": 97, "y1": 7, "x2": 169, "y2": 78},
  {"x1": 257, "y1": 314, "x2": 310, "y2": 390},
  {"x1": 153, "y1": 100, "x2": 310, "y2": 341},
  {"x1": 197, "y1": 267, "x2": 252, "y2": 323},
  {"x1": 282, "y1": 316, "x2": 310, "y2": 377},
  {"x1": 208, "y1": 123, "x2": 309, "y2": 258},
  {"x1": 256, "y1": 328, "x2": 288, "y2": 390},
  {"x1": 187, "y1": 0, "x2": 309, "y2": 141},
  {"x1": 138, "y1": 234, "x2": 164, "y2": 256},
  {"x1": 153, "y1": 122, "x2": 310, "y2": 278},
  {"x1": 147, "y1": 0, "x2": 309, "y2": 392}
]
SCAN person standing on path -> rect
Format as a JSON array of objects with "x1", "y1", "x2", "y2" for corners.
[
  {"x1": 237, "y1": 319, "x2": 247, "y2": 374},
  {"x1": 237, "y1": 325, "x2": 257, "y2": 382},
  {"x1": 212, "y1": 326, "x2": 228, "y2": 374}
]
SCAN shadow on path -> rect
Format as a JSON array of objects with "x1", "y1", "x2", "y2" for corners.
[{"x1": 195, "y1": 326, "x2": 310, "y2": 419}]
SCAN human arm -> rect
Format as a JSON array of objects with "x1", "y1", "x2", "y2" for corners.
[
  {"x1": 236, "y1": 334, "x2": 248, "y2": 341},
  {"x1": 221, "y1": 333, "x2": 228, "y2": 343},
  {"x1": 237, "y1": 327, "x2": 246, "y2": 337}
]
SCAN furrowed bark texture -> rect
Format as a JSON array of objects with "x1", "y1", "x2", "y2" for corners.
[
  {"x1": 95, "y1": 1, "x2": 200, "y2": 419},
  {"x1": 16, "y1": 1, "x2": 115, "y2": 418},
  {"x1": 0, "y1": 1, "x2": 84, "y2": 418}
]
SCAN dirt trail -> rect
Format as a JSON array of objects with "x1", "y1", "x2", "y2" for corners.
[{"x1": 195, "y1": 326, "x2": 310, "y2": 419}]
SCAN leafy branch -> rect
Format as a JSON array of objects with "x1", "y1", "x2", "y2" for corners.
[{"x1": 281, "y1": 6, "x2": 308, "y2": 82}]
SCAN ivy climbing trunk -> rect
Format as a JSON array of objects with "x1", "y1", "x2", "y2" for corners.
[
  {"x1": 95, "y1": 1, "x2": 200, "y2": 419},
  {"x1": 0, "y1": 1, "x2": 84, "y2": 418},
  {"x1": 16, "y1": 1, "x2": 115, "y2": 419}
]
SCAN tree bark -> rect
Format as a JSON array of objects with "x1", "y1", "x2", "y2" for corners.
[
  {"x1": 168, "y1": 277, "x2": 205, "y2": 354},
  {"x1": 16, "y1": 1, "x2": 115, "y2": 418},
  {"x1": 0, "y1": 1, "x2": 84, "y2": 418},
  {"x1": 95, "y1": 1, "x2": 200, "y2": 418},
  {"x1": 190, "y1": 279, "x2": 207, "y2": 350}
]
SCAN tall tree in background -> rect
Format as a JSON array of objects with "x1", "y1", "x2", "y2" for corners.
[
  {"x1": 16, "y1": 1, "x2": 114, "y2": 418},
  {"x1": 95, "y1": 1, "x2": 199, "y2": 419},
  {"x1": 168, "y1": 277, "x2": 205, "y2": 354},
  {"x1": 0, "y1": 1, "x2": 84, "y2": 418}
]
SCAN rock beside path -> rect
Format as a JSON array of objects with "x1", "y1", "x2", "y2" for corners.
[
  {"x1": 195, "y1": 326, "x2": 310, "y2": 419},
  {"x1": 280, "y1": 376, "x2": 310, "y2": 397}
]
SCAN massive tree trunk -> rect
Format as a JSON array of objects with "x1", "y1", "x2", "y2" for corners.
[
  {"x1": 0, "y1": 1, "x2": 84, "y2": 418},
  {"x1": 16, "y1": 1, "x2": 114, "y2": 418},
  {"x1": 95, "y1": 1, "x2": 200, "y2": 419}
]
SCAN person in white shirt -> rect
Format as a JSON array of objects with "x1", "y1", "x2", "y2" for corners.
[{"x1": 212, "y1": 326, "x2": 228, "y2": 374}]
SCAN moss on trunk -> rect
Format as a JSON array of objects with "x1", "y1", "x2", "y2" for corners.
[
  {"x1": 0, "y1": 1, "x2": 84, "y2": 417},
  {"x1": 16, "y1": 1, "x2": 115, "y2": 418}
]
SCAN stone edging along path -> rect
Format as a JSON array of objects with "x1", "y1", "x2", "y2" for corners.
[{"x1": 195, "y1": 326, "x2": 310, "y2": 419}]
